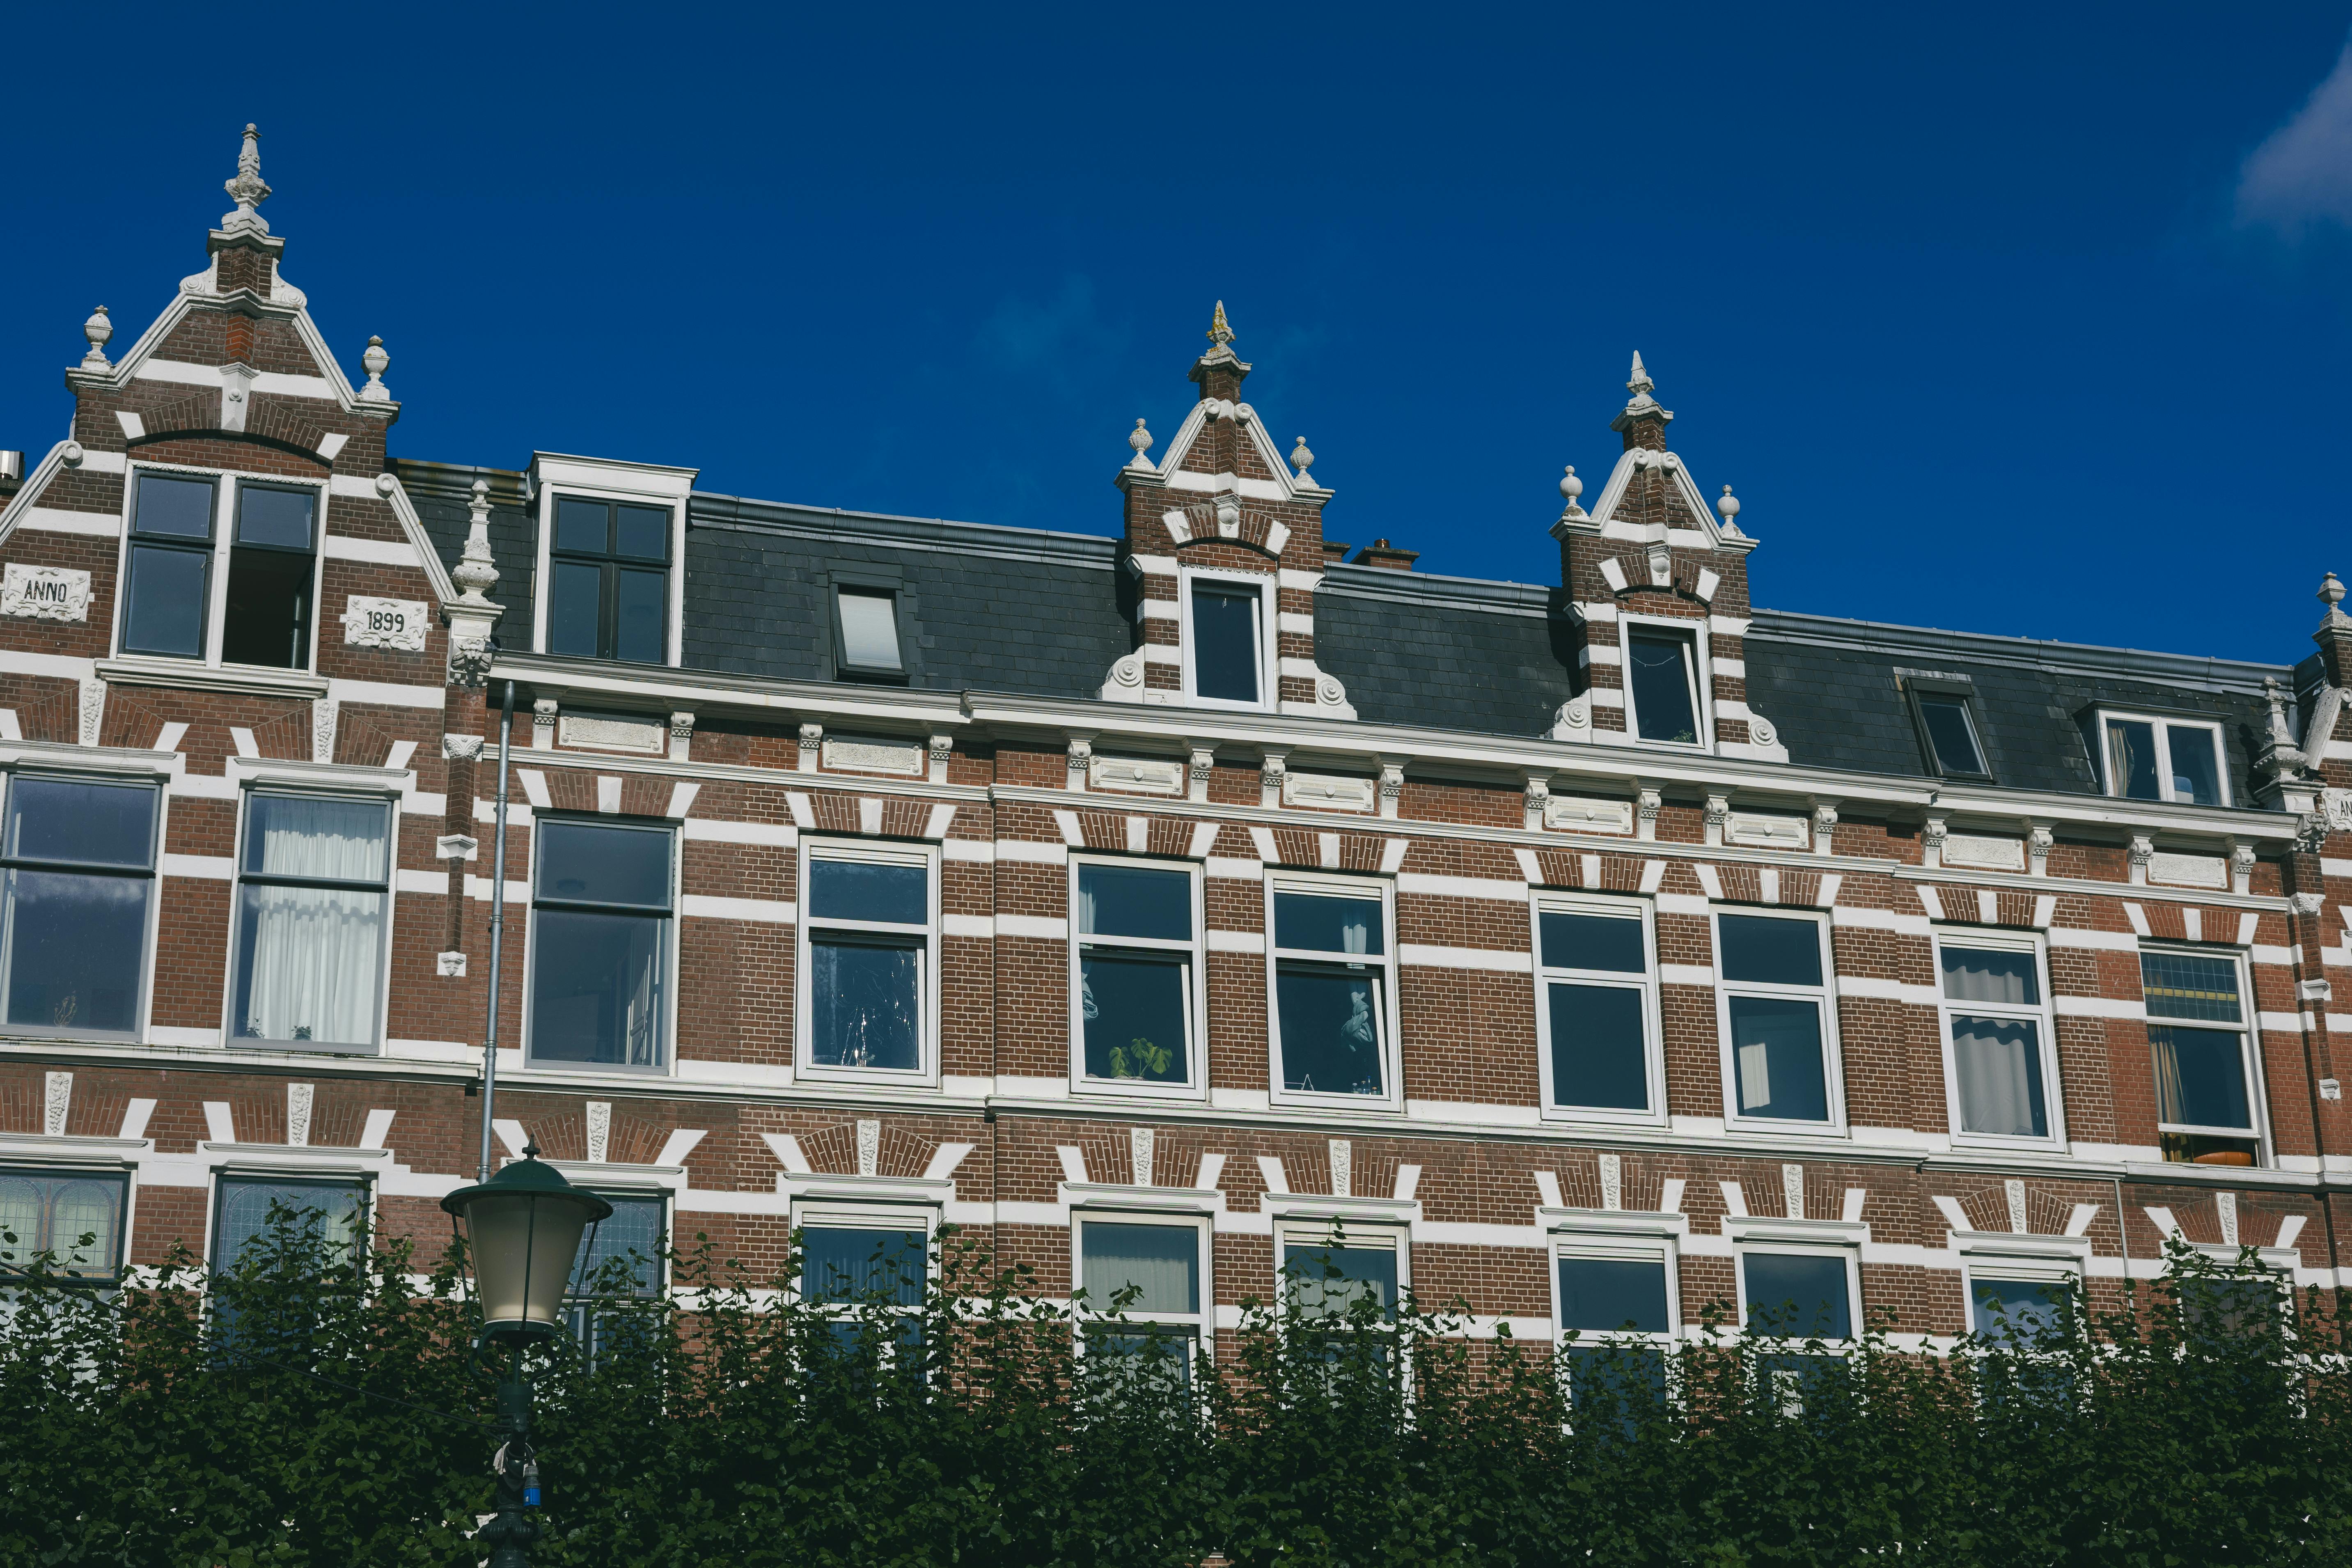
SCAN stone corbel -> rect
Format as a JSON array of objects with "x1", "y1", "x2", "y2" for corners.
[
  {"x1": 442, "y1": 732, "x2": 485, "y2": 761},
  {"x1": 2228, "y1": 838, "x2": 2255, "y2": 896},
  {"x1": 1811, "y1": 800, "x2": 1839, "y2": 857},
  {"x1": 1378, "y1": 758, "x2": 1406, "y2": 821},
  {"x1": 669, "y1": 711, "x2": 695, "y2": 763},
  {"x1": 531, "y1": 699, "x2": 557, "y2": 751},
  {"x1": 1259, "y1": 750, "x2": 1288, "y2": 809},
  {"x1": 797, "y1": 722, "x2": 823, "y2": 774},
  {"x1": 1524, "y1": 773, "x2": 1552, "y2": 833},
  {"x1": 1188, "y1": 743, "x2": 1216, "y2": 804},
  {"x1": 2127, "y1": 834, "x2": 2154, "y2": 887},
  {"x1": 2026, "y1": 820, "x2": 2053, "y2": 877},
  {"x1": 1922, "y1": 814, "x2": 1948, "y2": 870},
  {"x1": 1635, "y1": 788, "x2": 1662, "y2": 844},
  {"x1": 1702, "y1": 793, "x2": 1729, "y2": 848},
  {"x1": 929, "y1": 733, "x2": 953, "y2": 785},
  {"x1": 1551, "y1": 692, "x2": 1594, "y2": 743},
  {"x1": 1066, "y1": 735, "x2": 1094, "y2": 793}
]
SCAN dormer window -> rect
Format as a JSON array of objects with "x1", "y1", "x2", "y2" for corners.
[
  {"x1": 1900, "y1": 674, "x2": 1994, "y2": 782},
  {"x1": 547, "y1": 495, "x2": 670, "y2": 664},
  {"x1": 119, "y1": 470, "x2": 321, "y2": 669},
  {"x1": 1624, "y1": 622, "x2": 1703, "y2": 745},
  {"x1": 2098, "y1": 711, "x2": 2227, "y2": 807},
  {"x1": 832, "y1": 585, "x2": 906, "y2": 681},
  {"x1": 1181, "y1": 571, "x2": 1272, "y2": 709},
  {"x1": 223, "y1": 484, "x2": 317, "y2": 669}
]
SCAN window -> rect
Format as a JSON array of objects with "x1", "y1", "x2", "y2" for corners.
[
  {"x1": 0, "y1": 1168, "x2": 128, "y2": 1281},
  {"x1": 528, "y1": 819, "x2": 674, "y2": 1068},
  {"x1": 221, "y1": 484, "x2": 317, "y2": 669},
  {"x1": 2142, "y1": 949, "x2": 2261, "y2": 1165},
  {"x1": 1282, "y1": 1229, "x2": 1401, "y2": 1324},
  {"x1": 2098, "y1": 711, "x2": 2227, "y2": 806},
  {"x1": 1072, "y1": 859, "x2": 1200, "y2": 1092},
  {"x1": 1935, "y1": 933, "x2": 2059, "y2": 1144},
  {"x1": 1077, "y1": 1216, "x2": 1207, "y2": 1382},
  {"x1": 120, "y1": 471, "x2": 216, "y2": 658},
  {"x1": 565, "y1": 1192, "x2": 666, "y2": 1351},
  {"x1": 1969, "y1": 1274, "x2": 2070, "y2": 1346},
  {"x1": 1715, "y1": 910, "x2": 1839, "y2": 1127},
  {"x1": 1739, "y1": 1249, "x2": 1855, "y2": 1341},
  {"x1": 801, "y1": 1221, "x2": 928, "y2": 1360},
  {"x1": 230, "y1": 792, "x2": 392, "y2": 1051},
  {"x1": 832, "y1": 586, "x2": 905, "y2": 679},
  {"x1": 801, "y1": 842, "x2": 935, "y2": 1079},
  {"x1": 0, "y1": 775, "x2": 159, "y2": 1036},
  {"x1": 211, "y1": 1176, "x2": 365, "y2": 1272},
  {"x1": 1534, "y1": 898, "x2": 1660, "y2": 1119},
  {"x1": 1557, "y1": 1248, "x2": 1676, "y2": 1415},
  {"x1": 1268, "y1": 877, "x2": 1395, "y2": 1102},
  {"x1": 1624, "y1": 623, "x2": 1703, "y2": 745},
  {"x1": 1183, "y1": 573, "x2": 1268, "y2": 707},
  {"x1": 546, "y1": 495, "x2": 670, "y2": 664},
  {"x1": 1902, "y1": 678, "x2": 1993, "y2": 781}
]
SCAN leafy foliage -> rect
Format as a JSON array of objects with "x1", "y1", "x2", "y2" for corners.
[{"x1": 0, "y1": 1211, "x2": 2346, "y2": 1567}]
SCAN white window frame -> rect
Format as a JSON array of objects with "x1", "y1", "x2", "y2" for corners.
[
  {"x1": 1712, "y1": 906, "x2": 1848, "y2": 1135},
  {"x1": 1551, "y1": 1231, "x2": 1683, "y2": 1357},
  {"x1": 114, "y1": 462, "x2": 329, "y2": 673},
  {"x1": 222, "y1": 783, "x2": 400, "y2": 1056},
  {"x1": 1068, "y1": 853, "x2": 1207, "y2": 1101},
  {"x1": 1957, "y1": 1252, "x2": 2082, "y2": 1345},
  {"x1": 1531, "y1": 892, "x2": 1666, "y2": 1127},
  {"x1": 204, "y1": 1168, "x2": 374, "y2": 1275},
  {"x1": 2140, "y1": 943, "x2": 2268, "y2": 1164},
  {"x1": 1931, "y1": 926, "x2": 2064, "y2": 1151},
  {"x1": 1264, "y1": 869, "x2": 1403, "y2": 1112},
  {"x1": 2094, "y1": 709, "x2": 2231, "y2": 807},
  {"x1": 527, "y1": 454, "x2": 695, "y2": 669},
  {"x1": 1276, "y1": 1217, "x2": 1411, "y2": 1317},
  {"x1": 1070, "y1": 1207, "x2": 1213, "y2": 1377},
  {"x1": 1177, "y1": 566, "x2": 1277, "y2": 712},
  {"x1": 0, "y1": 764, "x2": 170, "y2": 1045},
  {"x1": 1732, "y1": 1239, "x2": 1863, "y2": 1347},
  {"x1": 1617, "y1": 612, "x2": 1713, "y2": 752},
  {"x1": 520, "y1": 813, "x2": 681, "y2": 1075},
  {"x1": 796, "y1": 836, "x2": 942, "y2": 1089},
  {"x1": 791, "y1": 1197, "x2": 937, "y2": 1360}
]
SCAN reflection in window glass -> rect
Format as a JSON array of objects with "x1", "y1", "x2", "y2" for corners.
[
  {"x1": 1539, "y1": 912, "x2": 1644, "y2": 973},
  {"x1": 2106, "y1": 719, "x2": 2160, "y2": 801},
  {"x1": 807, "y1": 850, "x2": 931, "y2": 1075},
  {"x1": 1284, "y1": 1242, "x2": 1398, "y2": 1320},
  {"x1": 803, "y1": 1227, "x2": 926, "y2": 1306},
  {"x1": 572, "y1": 1194, "x2": 666, "y2": 1297},
  {"x1": 546, "y1": 495, "x2": 669, "y2": 663},
  {"x1": 1718, "y1": 915, "x2": 1821, "y2": 986},
  {"x1": 1273, "y1": 885, "x2": 1390, "y2": 1098},
  {"x1": 837, "y1": 589, "x2": 903, "y2": 671},
  {"x1": 1548, "y1": 984, "x2": 1648, "y2": 1110},
  {"x1": 212, "y1": 1178, "x2": 364, "y2": 1272},
  {"x1": 1742, "y1": 1252, "x2": 1852, "y2": 1339},
  {"x1": 1559, "y1": 1256, "x2": 1670, "y2": 1334},
  {"x1": 530, "y1": 821, "x2": 672, "y2": 1068},
  {"x1": 1919, "y1": 695, "x2": 1986, "y2": 775},
  {"x1": 809, "y1": 859, "x2": 928, "y2": 925},
  {"x1": 1626, "y1": 628, "x2": 1700, "y2": 744},
  {"x1": 1082, "y1": 1222, "x2": 1198, "y2": 1313},
  {"x1": 1, "y1": 777, "x2": 158, "y2": 1034},
  {"x1": 2166, "y1": 724, "x2": 2223, "y2": 805},
  {"x1": 1971, "y1": 1277, "x2": 2068, "y2": 1344},
  {"x1": 1190, "y1": 584, "x2": 1262, "y2": 704},
  {"x1": 1728, "y1": 996, "x2": 1828, "y2": 1121},
  {"x1": 1941, "y1": 943, "x2": 2050, "y2": 1139},
  {"x1": 123, "y1": 472, "x2": 216, "y2": 658},
  {"x1": 2151, "y1": 1026, "x2": 2253, "y2": 1131}
]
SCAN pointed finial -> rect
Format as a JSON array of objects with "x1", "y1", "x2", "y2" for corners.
[
  {"x1": 1716, "y1": 484, "x2": 1746, "y2": 537},
  {"x1": 1559, "y1": 464, "x2": 1585, "y2": 518},
  {"x1": 1627, "y1": 351, "x2": 1653, "y2": 396},
  {"x1": 1208, "y1": 300, "x2": 1234, "y2": 349},
  {"x1": 452, "y1": 479, "x2": 500, "y2": 605},
  {"x1": 220, "y1": 123, "x2": 273, "y2": 234},
  {"x1": 1291, "y1": 436, "x2": 1315, "y2": 483},
  {"x1": 2265, "y1": 676, "x2": 2297, "y2": 747},
  {"x1": 80, "y1": 306, "x2": 112, "y2": 370},
  {"x1": 357, "y1": 336, "x2": 391, "y2": 403},
  {"x1": 2321, "y1": 571, "x2": 2349, "y2": 627}
]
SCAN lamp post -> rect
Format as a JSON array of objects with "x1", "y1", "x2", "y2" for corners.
[{"x1": 442, "y1": 1142, "x2": 613, "y2": 1568}]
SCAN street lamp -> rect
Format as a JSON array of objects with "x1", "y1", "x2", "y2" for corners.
[{"x1": 442, "y1": 1142, "x2": 613, "y2": 1568}]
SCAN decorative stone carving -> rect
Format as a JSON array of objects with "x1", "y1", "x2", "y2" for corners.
[
  {"x1": 286, "y1": 1084, "x2": 313, "y2": 1148},
  {"x1": 311, "y1": 697, "x2": 337, "y2": 764},
  {"x1": 2005, "y1": 1178, "x2": 2028, "y2": 1236},
  {"x1": 1283, "y1": 773, "x2": 1375, "y2": 812},
  {"x1": 2298, "y1": 812, "x2": 2329, "y2": 853},
  {"x1": 856, "y1": 1119, "x2": 881, "y2": 1178},
  {"x1": 1098, "y1": 649, "x2": 1150, "y2": 703},
  {"x1": 446, "y1": 637, "x2": 493, "y2": 688},
  {"x1": 2229, "y1": 841, "x2": 2256, "y2": 894},
  {"x1": 1550, "y1": 693, "x2": 1593, "y2": 740},
  {"x1": 1522, "y1": 774, "x2": 1551, "y2": 832},
  {"x1": 2028, "y1": 822, "x2": 2054, "y2": 874},
  {"x1": 436, "y1": 835, "x2": 479, "y2": 860},
  {"x1": 1065, "y1": 736, "x2": 1093, "y2": 792},
  {"x1": 436, "y1": 951, "x2": 468, "y2": 977},
  {"x1": 220, "y1": 123, "x2": 272, "y2": 233},
  {"x1": 1378, "y1": 760, "x2": 1405, "y2": 819},
  {"x1": 1812, "y1": 802, "x2": 1840, "y2": 855},
  {"x1": 1635, "y1": 789, "x2": 1662, "y2": 841},
  {"x1": 563, "y1": 713, "x2": 665, "y2": 756},
  {"x1": 1702, "y1": 793, "x2": 1730, "y2": 846},
  {"x1": 1781, "y1": 1163, "x2": 1805, "y2": 1220},
  {"x1": 2148, "y1": 851, "x2": 2226, "y2": 890},
  {"x1": 1091, "y1": 755, "x2": 1185, "y2": 795},
  {"x1": 1327, "y1": 1138, "x2": 1351, "y2": 1198},
  {"x1": 798, "y1": 723, "x2": 823, "y2": 773},
  {"x1": 926, "y1": 732, "x2": 951, "y2": 782},
  {"x1": 2321, "y1": 789, "x2": 2352, "y2": 835},
  {"x1": 43, "y1": 1071, "x2": 70, "y2": 1137},
  {"x1": 77, "y1": 677, "x2": 105, "y2": 747},
  {"x1": 823, "y1": 736, "x2": 924, "y2": 776},
  {"x1": 1314, "y1": 671, "x2": 1352, "y2": 713},
  {"x1": 1716, "y1": 484, "x2": 1745, "y2": 537},
  {"x1": 1259, "y1": 751, "x2": 1288, "y2": 809},
  {"x1": 1746, "y1": 712, "x2": 1778, "y2": 747},
  {"x1": 2216, "y1": 1190, "x2": 2240, "y2": 1248},
  {"x1": 1726, "y1": 812, "x2": 1810, "y2": 851},
  {"x1": 1131, "y1": 1126, "x2": 1156, "y2": 1188},
  {"x1": 452, "y1": 480, "x2": 500, "y2": 603},
  {"x1": 341, "y1": 595, "x2": 428, "y2": 650},
  {"x1": 2290, "y1": 892, "x2": 2327, "y2": 917},
  {"x1": 1, "y1": 564, "x2": 90, "y2": 621},
  {"x1": 357, "y1": 336, "x2": 392, "y2": 404},
  {"x1": 2126, "y1": 835, "x2": 2155, "y2": 886},
  {"x1": 1545, "y1": 795, "x2": 1634, "y2": 834},
  {"x1": 1598, "y1": 1152, "x2": 1623, "y2": 1211},
  {"x1": 1127, "y1": 418, "x2": 1154, "y2": 470},
  {"x1": 80, "y1": 306, "x2": 112, "y2": 371},
  {"x1": 1291, "y1": 436, "x2": 1315, "y2": 484},
  {"x1": 1558, "y1": 465, "x2": 1586, "y2": 521},
  {"x1": 585, "y1": 1102, "x2": 612, "y2": 1165},
  {"x1": 1942, "y1": 834, "x2": 2025, "y2": 873},
  {"x1": 1921, "y1": 816, "x2": 1950, "y2": 867},
  {"x1": 442, "y1": 733, "x2": 484, "y2": 761},
  {"x1": 1189, "y1": 745, "x2": 1215, "y2": 803}
]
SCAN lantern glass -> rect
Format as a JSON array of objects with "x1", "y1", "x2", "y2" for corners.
[{"x1": 442, "y1": 1153, "x2": 614, "y2": 1342}]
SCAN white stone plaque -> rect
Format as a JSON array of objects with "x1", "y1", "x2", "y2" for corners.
[
  {"x1": 1091, "y1": 755, "x2": 1185, "y2": 795},
  {"x1": 1544, "y1": 795, "x2": 1634, "y2": 834},
  {"x1": 1, "y1": 564, "x2": 90, "y2": 621},
  {"x1": 2322, "y1": 788, "x2": 2352, "y2": 834},
  {"x1": 823, "y1": 736, "x2": 924, "y2": 776},
  {"x1": 559, "y1": 713, "x2": 665, "y2": 754},
  {"x1": 339, "y1": 595, "x2": 428, "y2": 650},
  {"x1": 1942, "y1": 834, "x2": 2026, "y2": 873},
  {"x1": 2149, "y1": 852, "x2": 2227, "y2": 890},
  {"x1": 1726, "y1": 812, "x2": 1811, "y2": 851},
  {"x1": 1282, "y1": 773, "x2": 1376, "y2": 812}
]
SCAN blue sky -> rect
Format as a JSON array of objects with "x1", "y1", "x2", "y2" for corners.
[{"x1": 5, "y1": 5, "x2": 2352, "y2": 663}]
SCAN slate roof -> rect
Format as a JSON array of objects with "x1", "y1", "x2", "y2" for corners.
[{"x1": 400, "y1": 461, "x2": 2292, "y2": 807}]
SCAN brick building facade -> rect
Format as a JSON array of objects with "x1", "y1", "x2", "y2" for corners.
[{"x1": 1, "y1": 128, "x2": 2346, "y2": 1358}]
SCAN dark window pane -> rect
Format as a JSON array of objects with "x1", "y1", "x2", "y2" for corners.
[
  {"x1": 1743, "y1": 1253, "x2": 1852, "y2": 1338},
  {"x1": 2140, "y1": 952, "x2": 2241, "y2": 1023},
  {"x1": 538, "y1": 822, "x2": 671, "y2": 908},
  {"x1": 1540, "y1": 911, "x2": 1645, "y2": 973},
  {"x1": 213, "y1": 1178, "x2": 363, "y2": 1271},
  {"x1": 572, "y1": 1195, "x2": 664, "y2": 1296},
  {"x1": 1276, "y1": 964, "x2": 1385, "y2": 1095},
  {"x1": 808, "y1": 858, "x2": 927, "y2": 924},
  {"x1": 1728, "y1": 995, "x2": 1828, "y2": 1121},
  {"x1": 8, "y1": 778, "x2": 157, "y2": 867},
  {"x1": 1951, "y1": 1016, "x2": 2048, "y2": 1137},
  {"x1": 2, "y1": 869, "x2": 150, "y2": 1032},
  {"x1": 2151, "y1": 1025, "x2": 2252, "y2": 1130},
  {"x1": 1081, "y1": 1222, "x2": 1197, "y2": 1312},
  {"x1": 1941, "y1": 945, "x2": 2038, "y2": 1005},
  {"x1": 0, "y1": 1170, "x2": 126, "y2": 1277},
  {"x1": 2184, "y1": 1277, "x2": 2280, "y2": 1337},
  {"x1": 613, "y1": 504, "x2": 669, "y2": 561},
  {"x1": 1548, "y1": 982, "x2": 1649, "y2": 1110},
  {"x1": 122, "y1": 543, "x2": 209, "y2": 656},
  {"x1": 614, "y1": 568, "x2": 666, "y2": 664},
  {"x1": 1190, "y1": 585, "x2": 1260, "y2": 703},
  {"x1": 221, "y1": 546, "x2": 313, "y2": 668},
  {"x1": 528, "y1": 907, "x2": 666, "y2": 1066},
  {"x1": 1627, "y1": 629, "x2": 1699, "y2": 743},
  {"x1": 548, "y1": 561, "x2": 603, "y2": 656},
  {"x1": 1091, "y1": 1327, "x2": 1196, "y2": 1385},
  {"x1": 803, "y1": 1227, "x2": 926, "y2": 1304},
  {"x1": 242, "y1": 794, "x2": 390, "y2": 882},
  {"x1": 1971, "y1": 1277, "x2": 2066, "y2": 1344},
  {"x1": 1919, "y1": 696, "x2": 1985, "y2": 774},
  {"x1": 234, "y1": 486, "x2": 314, "y2": 550},
  {"x1": 1718, "y1": 915, "x2": 1821, "y2": 986},
  {"x1": 554, "y1": 498, "x2": 610, "y2": 555},
  {"x1": 1284, "y1": 1244, "x2": 1398, "y2": 1318},
  {"x1": 1077, "y1": 864, "x2": 1191, "y2": 940},
  {"x1": 1079, "y1": 950, "x2": 1188, "y2": 1083},
  {"x1": 837, "y1": 590, "x2": 902, "y2": 669},
  {"x1": 2106, "y1": 719, "x2": 2159, "y2": 800},
  {"x1": 1567, "y1": 1344, "x2": 1669, "y2": 1421},
  {"x1": 133, "y1": 474, "x2": 215, "y2": 539},
  {"x1": 1274, "y1": 892, "x2": 1384, "y2": 956},
  {"x1": 809, "y1": 934, "x2": 921, "y2": 1071},
  {"x1": 1559, "y1": 1256, "x2": 1671, "y2": 1333},
  {"x1": 2166, "y1": 724, "x2": 2222, "y2": 806}
]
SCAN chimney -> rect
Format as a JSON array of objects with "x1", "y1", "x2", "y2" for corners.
[{"x1": 1350, "y1": 538, "x2": 1418, "y2": 571}]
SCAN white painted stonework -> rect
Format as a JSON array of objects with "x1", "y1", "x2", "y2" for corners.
[
  {"x1": 1282, "y1": 772, "x2": 1375, "y2": 812},
  {"x1": 823, "y1": 736, "x2": 925, "y2": 776},
  {"x1": 0, "y1": 564, "x2": 90, "y2": 621},
  {"x1": 1726, "y1": 812, "x2": 1809, "y2": 851},
  {"x1": 1545, "y1": 795, "x2": 1633, "y2": 834},
  {"x1": 1942, "y1": 834, "x2": 2027, "y2": 873},
  {"x1": 1090, "y1": 755, "x2": 1185, "y2": 795},
  {"x1": 339, "y1": 595, "x2": 428, "y2": 650},
  {"x1": 2148, "y1": 851, "x2": 2227, "y2": 890},
  {"x1": 560, "y1": 713, "x2": 666, "y2": 755}
]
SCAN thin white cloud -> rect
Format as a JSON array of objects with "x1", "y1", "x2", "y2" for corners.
[{"x1": 2237, "y1": 38, "x2": 2352, "y2": 234}]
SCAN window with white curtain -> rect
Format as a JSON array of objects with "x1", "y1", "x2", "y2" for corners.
[
  {"x1": 230, "y1": 791, "x2": 392, "y2": 1050},
  {"x1": 1076, "y1": 1214, "x2": 1208, "y2": 1382},
  {"x1": 1935, "y1": 931, "x2": 2060, "y2": 1145},
  {"x1": 0, "y1": 1167, "x2": 129, "y2": 1281},
  {"x1": 2097, "y1": 711, "x2": 2228, "y2": 806}
]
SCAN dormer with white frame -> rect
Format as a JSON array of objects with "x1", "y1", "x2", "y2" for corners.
[{"x1": 527, "y1": 454, "x2": 698, "y2": 669}]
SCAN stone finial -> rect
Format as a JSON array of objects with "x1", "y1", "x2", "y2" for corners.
[
  {"x1": 453, "y1": 479, "x2": 500, "y2": 604},
  {"x1": 1716, "y1": 484, "x2": 1746, "y2": 537},
  {"x1": 1558, "y1": 464, "x2": 1585, "y2": 519},
  {"x1": 220, "y1": 123, "x2": 273, "y2": 234},
  {"x1": 1291, "y1": 435, "x2": 1315, "y2": 483},
  {"x1": 1627, "y1": 351, "x2": 1654, "y2": 397},
  {"x1": 2321, "y1": 572, "x2": 2350, "y2": 628},
  {"x1": 80, "y1": 306, "x2": 112, "y2": 370},
  {"x1": 1207, "y1": 299, "x2": 1235, "y2": 350},
  {"x1": 2264, "y1": 676, "x2": 2297, "y2": 749},
  {"x1": 1127, "y1": 417, "x2": 1154, "y2": 469},
  {"x1": 358, "y1": 336, "x2": 392, "y2": 403}
]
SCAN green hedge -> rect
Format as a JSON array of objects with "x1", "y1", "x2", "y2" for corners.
[{"x1": 0, "y1": 1214, "x2": 2345, "y2": 1567}]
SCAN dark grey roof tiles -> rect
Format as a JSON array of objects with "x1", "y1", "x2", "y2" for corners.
[{"x1": 1315, "y1": 566, "x2": 1577, "y2": 733}]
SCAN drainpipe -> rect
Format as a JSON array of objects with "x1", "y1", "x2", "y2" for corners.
[{"x1": 478, "y1": 678, "x2": 516, "y2": 1182}]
